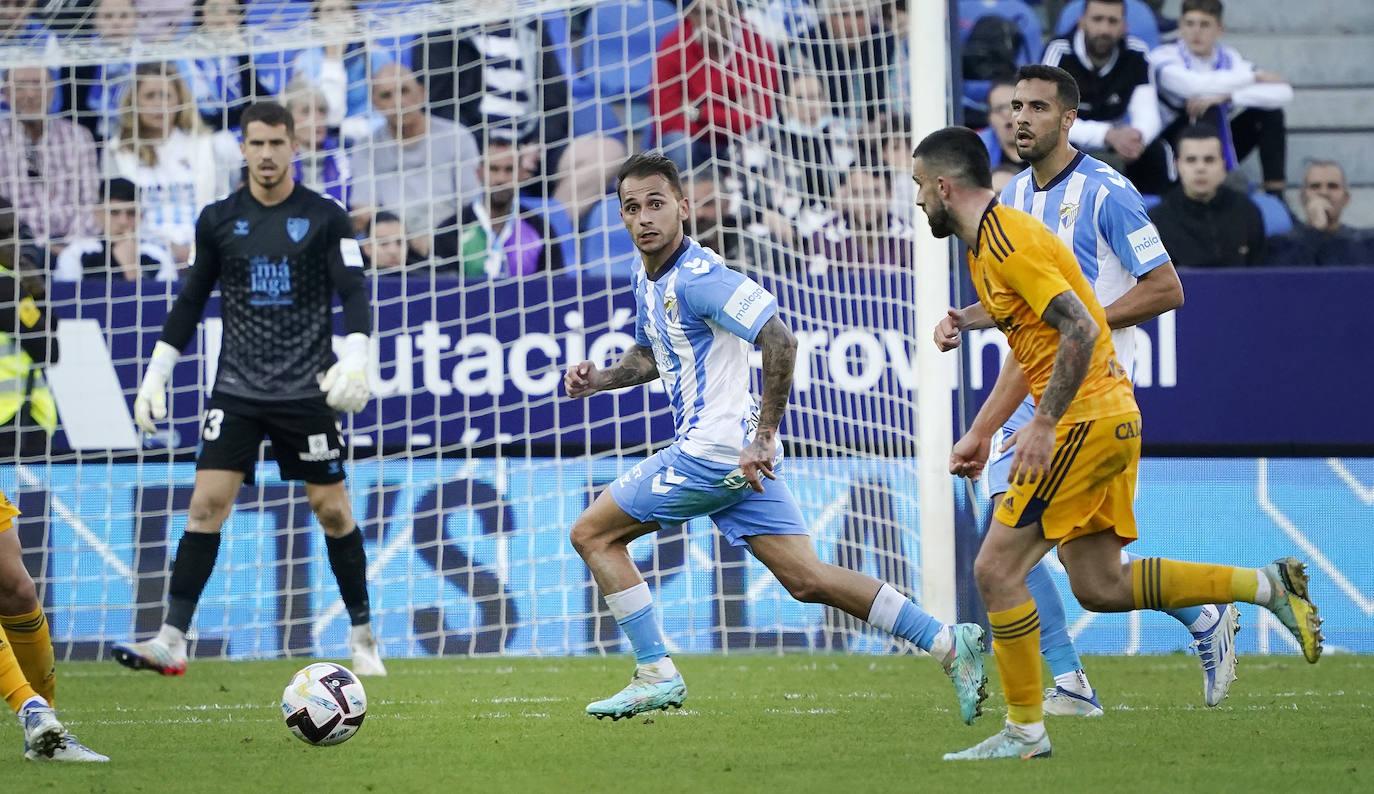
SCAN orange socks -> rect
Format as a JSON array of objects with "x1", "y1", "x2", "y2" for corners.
[
  {"x1": 989, "y1": 599, "x2": 1042, "y2": 726},
  {"x1": 1, "y1": 608, "x2": 54, "y2": 707},
  {"x1": 1132, "y1": 558, "x2": 1260, "y2": 610},
  {"x1": 0, "y1": 632, "x2": 39, "y2": 713}
]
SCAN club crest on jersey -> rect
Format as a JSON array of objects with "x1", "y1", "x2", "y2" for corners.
[
  {"x1": 663, "y1": 294, "x2": 679, "y2": 322},
  {"x1": 1058, "y1": 202, "x2": 1079, "y2": 227},
  {"x1": 287, "y1": 217, "x2": 310, "y2": 243}
]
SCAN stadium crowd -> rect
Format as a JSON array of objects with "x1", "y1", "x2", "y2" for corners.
[{"x1": 0, "y1": 0, "x2": 1367, "y2": 283}]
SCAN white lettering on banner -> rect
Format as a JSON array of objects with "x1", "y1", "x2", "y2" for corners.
[
  {"x1": 184, "y1": 307, "x2": 1177, "y2": 403},
  {"x1": 509, "y1": 334, "x2": 562, "y2": 395},
  {"x1": 415, "y1": 321, "x2": 452, "y2": 396},
  {"x1": 828, "y1": 330, "x2": 885, "y2": 391},
  {"x1": 453, "y1": 334, "x2": 504, "y2": 396}
]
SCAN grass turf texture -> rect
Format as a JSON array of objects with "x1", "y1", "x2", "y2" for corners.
[{"x1": 5, "y1": 655, "x2": 1370, "y2": 792}]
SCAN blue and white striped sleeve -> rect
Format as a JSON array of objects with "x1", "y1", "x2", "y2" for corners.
[
  {"x1": 1098, "y1": 184, "x2": 1171, "y2": 276},
  {"x1": 683, "y1": 264, "x2": 778, "y2": 343}
]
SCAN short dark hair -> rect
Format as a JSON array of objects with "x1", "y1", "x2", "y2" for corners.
[
  {"x1": 1083, "y1": 0, "x2": 1125, "y2": 11},
  {"x1": 1178, "y1": 122, "x2": 1222, "y2": 146},
  {"x1": 912, "y1": 126, "x2": 992, "y2": 190},
  {"x1": 1181, "y1": 0, "x2": 1223, "y2": 21},
  {"x1": 616, "y1": 152, "x2": 683, "y2": 199},
  {"x1": 1014, "y1": 64, "x2": 1080, "y2": 111},
  {"x1": 372, "y1": 210, "x2": 403, "y2": 230},
  {"x1": 105, "y1": 177, "x2": 137, "y2": 203},
  {"x1": 240, "y1": 101, "x2": 295, "y2": 138},
  {"x1": 986, "y1": 79, "x2": 1017, "y2": 104}
]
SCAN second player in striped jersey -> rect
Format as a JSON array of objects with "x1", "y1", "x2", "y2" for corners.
[{"x1": 936, "y1": 66, "x2": 1241, "y2": 713}]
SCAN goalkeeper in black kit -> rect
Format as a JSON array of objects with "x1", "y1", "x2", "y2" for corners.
[{"x1": 112, "y1": 102, "x2": 386, "y2": 677}]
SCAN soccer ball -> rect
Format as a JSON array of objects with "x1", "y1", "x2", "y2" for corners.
[{"x1": 281, "y1": 662, "x2": 367, "y2": 746}]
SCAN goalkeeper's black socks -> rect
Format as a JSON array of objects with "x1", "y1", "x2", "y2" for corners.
[
  {"x1": 165, "y1": 532, "x2": 222, "y2": 632},
  {"x1": 327, "y1": 527, "x2": 371, "y2": 626}
]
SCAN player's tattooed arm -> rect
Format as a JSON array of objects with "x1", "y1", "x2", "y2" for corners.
[
  {"x1": 597, "y1": 345, "x2": 660, "y2": 390},
  {"x1": 753, "y1": 315, "x2": 797, "y2": 436},
  {"x1": 1036, "y1": 290, "x2": 1100, "y2": 422}
]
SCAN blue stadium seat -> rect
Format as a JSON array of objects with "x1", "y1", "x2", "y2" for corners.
[
  {"x1": 578, "y1": 196, "x2": 639, "y2": 278},
  {"x1": 1054, "y1": 0, "x2": 1160, "y2": 50},
  {"x1": 957, "y1": 0, "x2": 1043, "y2": 119},
  {"x1": 520, "y1": 194, "x2": 578, "y2": 272},
  {"x1": 581, "y1": 1, "x2": 679, "y2": 101},
  {"x1": 1250, "y1": 191, "x2": 1294, "y2": 237}
]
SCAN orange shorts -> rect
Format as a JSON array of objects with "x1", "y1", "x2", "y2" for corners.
[
  {"x1": 0, "y1": 489, "x2": 18, "y2": 534},
  {"x1": 994, "y1": 412, "x2": 1141, "y2": 545}
]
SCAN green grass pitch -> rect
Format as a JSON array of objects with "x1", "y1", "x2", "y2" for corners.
[{"x1": 6, "y1": 654, "x2": 1371, "y2": 792}]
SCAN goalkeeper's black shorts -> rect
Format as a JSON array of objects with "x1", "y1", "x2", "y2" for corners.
[{"x1": 195, "y1": 392, "x2": 347, "y2": 486}]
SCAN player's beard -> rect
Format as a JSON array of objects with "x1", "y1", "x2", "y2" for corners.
[
  {"x1": 923, "y1": 198, "x2": 955, "y2": 239},
  {"x1": 251, "y1": 163, "x2": 286, "y2": 191},
  {"x1": 1017, "y1": 126, "x2": 1059, "y2": 165}
]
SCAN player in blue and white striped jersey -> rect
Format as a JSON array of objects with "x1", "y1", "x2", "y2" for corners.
[
  {"x1": 938, "y1": 66, "x2": 1239, "y2": 713},
  {"x1": 565, "y1": 153, "x2": 989, "y2": 723}
]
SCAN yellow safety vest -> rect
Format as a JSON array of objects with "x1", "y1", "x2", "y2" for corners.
[{"x1": 0, "y1": 268, "x2": 56, "y2": 433}]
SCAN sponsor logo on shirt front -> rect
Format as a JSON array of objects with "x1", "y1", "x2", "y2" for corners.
[{"x1": 249, "y1": 256, "x2": 294, "y2": 306}]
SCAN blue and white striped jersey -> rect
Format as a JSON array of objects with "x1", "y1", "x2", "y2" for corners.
[
  {"x1": 633, "y1": 237, "x2": 779, "y2": 464},
  {"x1": 1001, "y1": 151, "x2": 1170, "y2": 376}
]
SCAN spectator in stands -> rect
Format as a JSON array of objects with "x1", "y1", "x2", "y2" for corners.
[
  {"x1": 749, "y1": 70, "x2": 852, "y2": 248},
  {"x1": 652, "y1": 0, "x2": 778, "y2": 172},
  {"x1": 550, "y1": 132, "x2": 627, "y2": 234},
  {"x1": 54, "y1": 177, "x2": 177, "y2": 281},
  {"x1": 683, "y1": 166, "x2": 740, "y2": 263},
  {"x1": 349, "y1": 63, "x2": 481, "y2": 261},
  {"x1": 991, "y1": 161, "x2": 1022, "y2": 194},
  {"x1": 414, "y1": 15, "x2": 572, "y2": 165},
  {"x1": 0, "y1": 197, "x2": 47, "y2": 278},
  {"x1": 1042, "y1": 0, "x2": 1170, "y2": 194},
  {"x1": 178, "y1": 0, "x2": 269, "y2": 131},
  {"x1": 1268, "y1": 160, "x2": 1371, "y2": 267},
  {"x1": 69, "y1": 0, "x2": 142, "y2": 142},
  {"x1": 0, "y1": 66, "x2": 101, "y2": 251},
  {"x1": 787, "y1": 0, "x2": 895, "y2": 132},
  {"x1": 361, "y1": 211, "x2": 420, "y2": 273},
  {"x1": 977, "y1": 80, "x2": 1024, "y2": 169},
  {"x1": 435, "y1": 138, "x2": 562, "y2": 277},
  {"x1": 283, "y1": 79, "x2": 350, "y2": 206},
  {"x1": 0, "y1": 0, "x2": 43, "y2": 45},
  {"x1": 1148, "y1": 123, "x2": 1264, "y2": 267},
  {"x1": 135, "y1": 0, "x2": 194, "y2": 42},
  {"x1": 288, "y1": 0, "x2": 401, "y2": 143},
  {"x1": 803, "y1": 161, "x2": 912, "y2": 272},
  {"x1": 874, "y1": 112, "x2": 914, "y2": 222},
  {"x1": 1150, "y1": 0, "x2": 1292, "y2": 197},
  {"x1": 103, "y1": 62, "x2": 239, "y2": 264}
]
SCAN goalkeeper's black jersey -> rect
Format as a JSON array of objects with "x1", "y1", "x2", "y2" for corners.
[{"x1": 159, "y1": 183, "x2": 371, "y2": 401}]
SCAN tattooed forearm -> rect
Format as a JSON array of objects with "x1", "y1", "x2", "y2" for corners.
[
  {"x1": 754, "y1": 315, "x2": 797, "y2": 436},
  {"x1": 599, "y1": 345, "x2": 659, "y2": 390},
  {"x1": 1037, "y1": 291, "x2": 1099, "y2": 422}
]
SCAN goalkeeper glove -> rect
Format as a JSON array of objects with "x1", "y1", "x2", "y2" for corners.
[
  {"x1": 134, "y1": 341, "x2": 180, "y2": 434},
  {"x1": 320, "y1": 333, "x2": 371, "y2": 413}
]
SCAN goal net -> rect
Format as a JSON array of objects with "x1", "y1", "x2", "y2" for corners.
[{"x1": 0, "y1": 0, "x2": 955, "y2": 661}]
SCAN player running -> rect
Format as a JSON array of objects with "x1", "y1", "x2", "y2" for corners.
[
  {"x1": 911, "y1": 125, "x2": 1322, "y2": 761},
  {"x1": 112, "y1": 101, "x2": 386, "y2": 678},
  {"x1": 565, "y1": 152, "x2": 987, "y2": 723},
  {"x1": 0, "y1": 487, "x2": 106, "y2": 761},
  {"x1": 936, "y1": 65, "x2": 1237, "y2": 713}
]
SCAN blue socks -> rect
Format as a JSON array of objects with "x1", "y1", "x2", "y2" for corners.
[
  {"x1": 603, "y1": 582, "x2": 668, "y2": 664},
  {"x1": 867, "y1": 583, "x2": 944, "y2": 652},
  {"x1": 1026, "y1": 559, "x2": 1082, "y2": 677}
]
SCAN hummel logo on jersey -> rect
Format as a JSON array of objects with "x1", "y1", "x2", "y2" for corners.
[
  {"x1": 234, "y1": 220, "x2": 249, "y2": 235},
  {"x1": 1096, "y1": 166, "x2": 1130, "y2": 190},
  {"x1": 287, "y1": 217, "x2": 310, "y2": 243}
]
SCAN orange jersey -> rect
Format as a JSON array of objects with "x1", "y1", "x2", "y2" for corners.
[{"x1": 968, "y1": 201, "x2": 1137, "y2": 425}]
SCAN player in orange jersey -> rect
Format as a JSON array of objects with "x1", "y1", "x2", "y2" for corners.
[{"x1": 910, "y1": 125, "x2": 1323, "y2": 761}]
